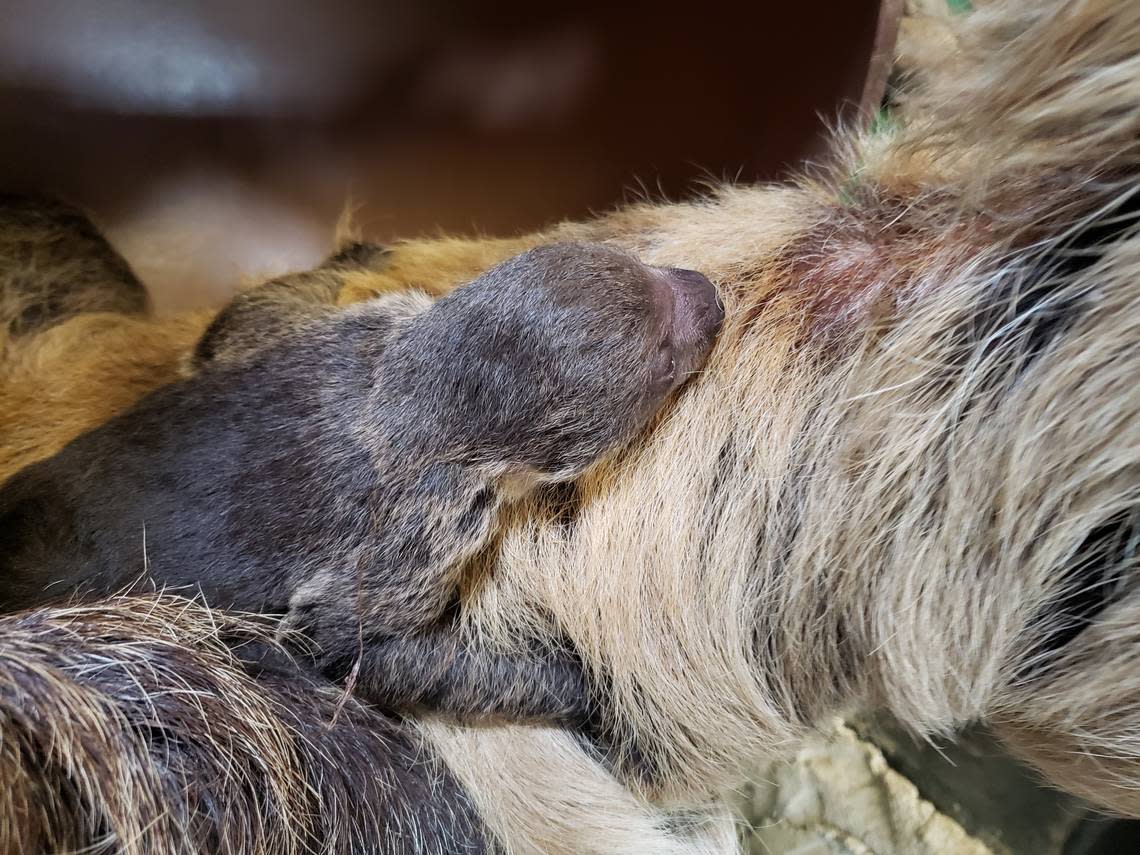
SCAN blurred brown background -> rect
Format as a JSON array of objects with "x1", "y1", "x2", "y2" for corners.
[{"x1": 0, "y1": 0, "x2": 889, "y2": 311}]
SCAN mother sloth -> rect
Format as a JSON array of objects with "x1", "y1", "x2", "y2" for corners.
[{"x1": 2, "y1": 0, "x2": 1139, "y2": 852}]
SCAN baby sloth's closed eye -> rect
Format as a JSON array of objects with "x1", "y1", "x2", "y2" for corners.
[{"x1": 0, "y1": 241, "x2": 721, "y2": 735}]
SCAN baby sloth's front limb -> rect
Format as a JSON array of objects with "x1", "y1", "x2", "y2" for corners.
[
  {"x1": 323, "y1": 625, "x2": 595, "y2": 727},
  {"x1": 322, "y1": 622, "x2": 662, "y2": 788}
]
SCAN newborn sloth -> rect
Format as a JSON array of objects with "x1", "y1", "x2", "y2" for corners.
[{"x1": 0, "y1": 242, "x2": 722, "y2": 724}]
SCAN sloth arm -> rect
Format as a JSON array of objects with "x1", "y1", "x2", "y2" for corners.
[
  {"x1": 323, "y1": 625, "x2": 595, "y2": 728},
  {"x1": 333, "y1": 626, "x2": 661, "y2": 788}
]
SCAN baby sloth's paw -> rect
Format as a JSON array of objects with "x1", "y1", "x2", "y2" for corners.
[
  {"x1": 276, "y1": 582, "x2": 358, "y2": 664},
  {"x1": 274, "y1": 607, "x2": 425, "y2": 713}
]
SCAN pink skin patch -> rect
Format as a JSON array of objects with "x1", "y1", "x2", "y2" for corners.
[{"x1": 738, "y1": 196, "x2": 989, "y2": 342}]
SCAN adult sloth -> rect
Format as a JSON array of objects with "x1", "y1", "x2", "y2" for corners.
[{"x1": 2, "y1": 0, "x2": 1139, "y2": 852}]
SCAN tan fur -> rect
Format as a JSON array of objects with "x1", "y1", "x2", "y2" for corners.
[
  {"x1": 422, "y1": 724, "x2": 738, "y2": 855},
  {"x1": 335, "y1": 236, "x2": 538, "y2": 305},
  {"x1": 2, "y1": 1, "x2": 1139, "y2": 852},
  {"x1": 0, "y1": 312, "x2": 210, "y2": 478},
  {"x1": 405, "y1": 1, "x2": 1140, "y2": 845}
]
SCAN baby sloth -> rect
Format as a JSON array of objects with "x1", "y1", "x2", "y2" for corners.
[{"x1": 0, "y1": 242, "x2": 722, "y2": 725}]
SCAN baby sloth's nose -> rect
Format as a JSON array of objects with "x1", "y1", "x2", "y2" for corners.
[
  {"x1": 666, "y1": 268, "x2": 724, "y2": 340},
  {"x1": 656, "y1": 266, "x2": 723, "y2": 382}
]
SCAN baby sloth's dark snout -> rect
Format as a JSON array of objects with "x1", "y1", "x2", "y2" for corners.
[
  {"x1": 414, "y1": 242, "x2": 721, "y2": 479},
  {"x1": 657, "y1": 266, "x2": 724, "y2": 381}
]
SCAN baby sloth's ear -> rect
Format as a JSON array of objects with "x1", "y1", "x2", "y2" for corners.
[{"x1": 279, "y1": 463, "x2": 502, "y2": 658}]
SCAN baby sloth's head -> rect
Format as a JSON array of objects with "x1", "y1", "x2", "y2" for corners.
[{"x1": 381, "y1": 242, "x2": 723, "y2": 484}]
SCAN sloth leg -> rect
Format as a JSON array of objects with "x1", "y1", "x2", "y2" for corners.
[
  {"x1": 334, "y1": 236, "x2": 537, "y2": 306},
  {"x1": 192, "y1": 234, "x2": 532, "y2": 366},
  {"x1": 190, "y1": 241, "x2": 397, "y2": 367},
  {"x1": 0, "y1": 194, "x2": 148, "y2": 338}
]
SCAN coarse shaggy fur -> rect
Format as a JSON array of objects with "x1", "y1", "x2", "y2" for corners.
[
  {"x1": 1, "y1": 0, "x2": 1139, "y2": 852},
  {"x1": 0, "y1": 595, "x2": 489, "y2": 854}
]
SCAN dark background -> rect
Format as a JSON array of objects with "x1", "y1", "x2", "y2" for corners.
[{"x1": 0, "y1": 0, "x2": 887, "y2": 309}]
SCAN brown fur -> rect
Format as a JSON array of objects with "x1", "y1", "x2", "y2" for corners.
[
  {"x1": 2, "y1": 1, "x2": 1140, "y2": 852},
  {"x1": 0, "y1": 595, "x2": 490, "y2": 854},
  {"x1": 0, "y1": 195, "x2": 147, "y2": 338}
]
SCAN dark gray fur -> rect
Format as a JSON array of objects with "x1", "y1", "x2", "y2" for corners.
[{"x1": 0, "y1": 239, "x2": 721, "y2": 729}]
